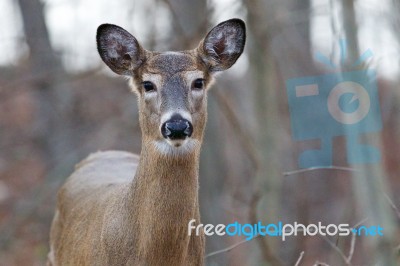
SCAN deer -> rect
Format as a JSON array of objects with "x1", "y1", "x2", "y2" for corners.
[{"x1": 47, "y1": 18, "x2": 246, "y2": 266}]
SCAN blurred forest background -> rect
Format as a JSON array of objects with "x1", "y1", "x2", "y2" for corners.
[{"x1": 1, "y1": 0, "x2": 400, "y2": 265}]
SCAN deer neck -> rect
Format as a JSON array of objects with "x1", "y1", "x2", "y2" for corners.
[{"x1": 128, "y1": 141, "x2": 201, "y2": 264}]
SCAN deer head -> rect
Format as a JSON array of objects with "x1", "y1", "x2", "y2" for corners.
[{"x1": 96, "y1": 19, "x2": 246, "y2": 155}]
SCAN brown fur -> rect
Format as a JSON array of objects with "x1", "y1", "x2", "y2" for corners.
[
  {"x1": 47, "y1": 19, "x2": 245, "y2": 266},
  {"x1": 48, "y1": 149, "x2": 204, "y2": 265}
]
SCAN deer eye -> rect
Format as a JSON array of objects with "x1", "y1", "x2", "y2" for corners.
[
  {"x1": 142, "y1": 81, "x2": 156, "y2": 92},
  {"x1": 192, "y1": 79, "x2": 204, "y2": 90}
]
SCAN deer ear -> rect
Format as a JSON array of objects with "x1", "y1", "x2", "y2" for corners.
[
  {"x1": 198, "y1": 19, "x2": 246, "y2": 72},
  {"x1": 96, "y1": 24, "x2": 146, "y2": 75}
]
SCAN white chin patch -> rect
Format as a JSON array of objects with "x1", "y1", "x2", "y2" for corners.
[
  {"x1": 167, "y1": 139, "x2": 188, "y2": 147},
  {"x1": 153, "y1": 139, "x2": 199, "y2": 155}
]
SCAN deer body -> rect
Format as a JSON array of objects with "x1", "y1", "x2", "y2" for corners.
[{"x1": 47, "y1": 19, "x2": 245, "y2": 266}]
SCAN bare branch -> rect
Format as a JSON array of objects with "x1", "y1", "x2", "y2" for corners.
[
  {"x1": 283, "y1": 166, "x2": 360, "y2": 176},
  {"x1": 352, "y1": 217, "x2": 369, "y2": 228},
  {"x1": 384, "y1": 192, "x2": 400, "y2": 220},
  {"x1": 321, "y1": 235, "x2": 349, "y2": 265},
  {"x1": 205, "y1": 191, "x2": 282, "y2": 265},
  {"x1": 205, "y1": 235, "x2": 260, "y2": 258},
  {"x1": 294, "y1": 251, "x2": 305, "y2": 266},
  {"x1": 320, "y1": 217, "x2": 367, "y2": 266},
  {"x1": 347, "y1": 232, "x2": 356, "y2": 263}
]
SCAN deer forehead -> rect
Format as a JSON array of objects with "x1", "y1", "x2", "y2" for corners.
[{"x1": 143, "y1": 52, "x2": 205, "y2": 78}]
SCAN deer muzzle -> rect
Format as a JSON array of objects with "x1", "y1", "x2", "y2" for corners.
[{"x1": 161, "y1": 114, "x2": 193, "y2": 140}]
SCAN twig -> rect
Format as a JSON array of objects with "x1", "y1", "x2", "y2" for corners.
[
  {"x1": 205, "y1": 235, "x2": 260, "y2": 258},
  {"x1": 384, "y1": 192, "x2": 400, "y2": 220},
  {"x1": 205, "y1": 218, "x2": 368, "y2": 262},
  {"x1": 321, "y1": 235, "x2": 349, "y2": 265},
  {"x1": 346, "y1": 232, "x2": 356, "y2": 263},
  {"x1": 320, "y1": 218, "x2": 367, "y2": 266},
  {"x1": 352, "y1": 217, "x2": 368, "y2": 228},
  {"x1": 205, "y1": 192, "x2": 282, "y2": 265},
  {"x1": 283, "y1": 166, "x2": 360, "y2": 176},
  {"x1": 294, "y1": 251, "x2": 305, "y2": 266}
]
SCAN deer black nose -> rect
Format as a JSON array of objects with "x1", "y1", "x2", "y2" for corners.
[{"x1": 161, "y1": 114, "x2": 193, "y2": 140}]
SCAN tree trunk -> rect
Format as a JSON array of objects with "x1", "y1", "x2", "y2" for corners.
[
  {"x1": 341, "y1": 0, "x2": 397, "y2": 264},
  {"x1": 17, "y1": 0, "x2": 75, "y2": 167}
]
